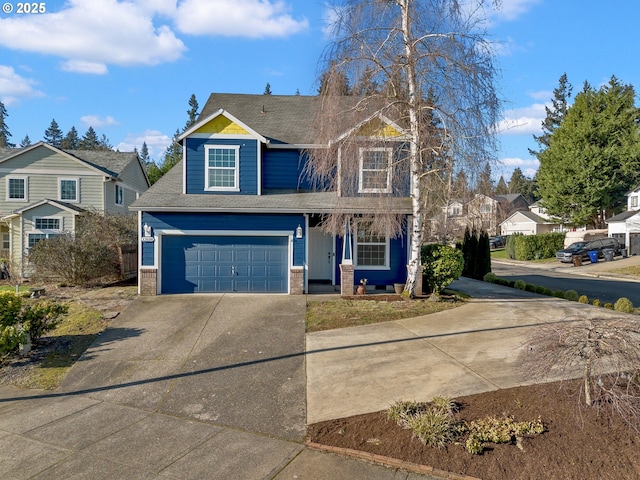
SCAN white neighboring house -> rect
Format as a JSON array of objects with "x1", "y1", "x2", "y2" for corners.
[
  {"x1": 500, "y1": 210, "x2": 556, "y2": 236},
  {"x1": 605, "y1": 186, "x2": 640, "y2": 254}
]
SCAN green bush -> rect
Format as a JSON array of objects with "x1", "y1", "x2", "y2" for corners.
[
  {"x1": 0, "y1": 292, "x2": 67, "y2": 358},
  {"x1": 514, "y1": 280, "x2": 526, "y2": 290},
  {"x1": 541, "y1": 287, "x2": 553, "y2": 296},
  {"x1": 564, "y1": 290, "x2": 579, "y2": 302},
  {"x1": 553, "y1": 290, "x2": 565, "y2": 299},
  {"x1": 505, "y1": 233, "x2": 520, "y2": 260},
  {"x1": 483, "y1": 272, "x2": 498, "y2": 283},
  {"x1": 592, "y1": 299, "x2": 602, "y2": 307},
  {"x1": 525, "y1": 284, "x2": 537, "y2": 293},
  {"x1": 604, "y1": 302, "x2": 614, "y2": 310},
  {"x1": 421, "y1": 244, "x2": 464, "y2": 294},
  {"x1": 510, "y1": 232, "x2": 565, "y2": 261},
  {"x1": 578, "y1": 295, "x2": 589, "y2": 304},
  {"x1": 614, "y1": 297, "x2": 634, "y2": 313}
]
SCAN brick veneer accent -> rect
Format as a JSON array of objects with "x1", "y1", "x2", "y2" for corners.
[
  {"x1": 339, "y1": 263, "x2": 354, "y2": 297},
  {"x1": 140, "y1": 268, "x2": 157, "y2": 296},
  {"x1": 290, "y1": 266, "x2": 304, "y2": 295}
]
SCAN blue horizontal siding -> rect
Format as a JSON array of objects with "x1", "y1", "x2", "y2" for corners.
[
  {"x1": 335, "y1": 224, "x2": 409, "y2": 285},
  {"x1": 141, "y1": 212, "x2": 305, "y2": 267},
  {"x1": 263, "y1": 149, "x2": 312, "y2": 190},
  {"x1": 185, "y1": 138, "x2": 258, "y2": 194}
]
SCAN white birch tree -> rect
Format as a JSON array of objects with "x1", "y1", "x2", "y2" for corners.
[{"x1": 307, "y1": 0, "x2": 500, "y2": 296}]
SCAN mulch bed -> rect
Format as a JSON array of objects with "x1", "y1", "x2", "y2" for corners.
[{"x1": 307, "y1": 380, "x2": 640, "y2": 480}]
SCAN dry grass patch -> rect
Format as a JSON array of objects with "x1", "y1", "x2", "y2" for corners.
[{"x1": 306, "y1": 297, "x2": 463, "y2": 332}]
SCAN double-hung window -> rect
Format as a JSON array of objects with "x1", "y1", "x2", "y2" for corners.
[
  {"x1": 34, "y1": 217, "x2": 61, "y2": 231},
  {"x1": 359, "y1": 148, "x2": 392, "y2": 193},
  {"x1": 631, "y1": 196, "x2": 638, "y2": 208},
  {"x1": 29, "y1": 217, "x2": 62, "y2": 253},
  {"x1": 59, "y1": 178, "x2": 78, "y2": 202},
  {"x1": 7, "y1": 177, "x2": 27, "y2": 201},
  {"x1": 205, "y1": 145, "x2": 239, "y2": 191},
  {"x1": 355, "y1": 221, "x2": 389, "y2": 269}
]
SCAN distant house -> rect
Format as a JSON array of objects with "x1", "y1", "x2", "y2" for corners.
[
  {"x1": 0, "y1": 142, "x2": 150, "y2": 277},
  {"x1": 500, "y1": 210, "x2": 556, "y2": 236},
  {"x1": 466, "y1": 193, "x2": 529, "y2": 235},
  {"x1": 606, "y1": 185, "x2": 640, "y2": 253}
]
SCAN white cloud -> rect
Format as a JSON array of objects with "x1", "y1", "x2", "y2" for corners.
[
  {"x1": 497, "y1": 157, "x2": 539, "y2": 179},
  {"x1": 81, "y1": 115, "x2": 119, "y2": 128},
  {"x1": 0, "y1": 65, "x2": 44, "y2": 105},
  {"x1": 117, "y1": 129, "x2": 172, "y2": 160},
  {"x1": 0, "y1": 0, "x2": 186, "y2": 73},
  {"x1": 497, "y1": 102, "x2": 546, "y2": 136},
  {"x1": 61, "y1": 60, "x2": 108, "y2": 75},
  {"x1": 175, "y1": 0, "x2": 308, "y2": 37}
]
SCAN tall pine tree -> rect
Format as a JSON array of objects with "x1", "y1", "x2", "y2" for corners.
[
  {"x1": 44, "y1": 119, "x2": 63, "y2": 147},
  {"x1": 0, "y1": 101, "x2": 14, "y2": 148},
  {"x1": 61, "y1": 127, "x2": 80, "y2": 149}
]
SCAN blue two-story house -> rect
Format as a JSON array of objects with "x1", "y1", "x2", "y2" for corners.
[{"x1": 131, "y1": 93, "x2": 412, "y2": 295}]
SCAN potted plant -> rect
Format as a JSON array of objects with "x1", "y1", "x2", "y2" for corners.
[{"x1": 356, "y1": 278, "x2": 367, "y2": 295}]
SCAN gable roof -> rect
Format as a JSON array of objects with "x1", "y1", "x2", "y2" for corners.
[
  {"x1": 606, "y1": 210, "x2": 640, "y2": 223},
  {"x1": 0, "y1": 142, "x2": 143, "y2": 180},
  {"x1": 500, "y1": 209, "x2": 553, "y2": 225},
  {"x1": 191, "y1": 93, "x2": 401, "y2": 147},
  {"x1": 11, "y1": 199, "x2": 86, "y2": 216}
]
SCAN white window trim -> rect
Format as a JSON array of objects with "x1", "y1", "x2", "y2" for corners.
[
  {"x1": 115, "y1": 184, "x2": 124, "y2": 206},
  {"x1": 2, "y1": 232, "x2": 9, "y2": 250},
  {"x1": 33, "y1": 216, "x2": 63, "y2": 232},
  {"x1": 358, "y1": 147, "x2": 392, "y2": 194},
  {"x1": 354, "y1": 221, "x2": 390, "y2": 270},
  {"x1": 59, "y1": 177, "x2": 79, "y2": 202},
  {"x1": 6, "y1": 176, "x2": 28, "y2": 202},
  {"x1": 204, "y1": 145, "x2": 240, "y2": 192}
]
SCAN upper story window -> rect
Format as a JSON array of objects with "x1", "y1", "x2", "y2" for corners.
[
  {"x1": 631, "y1": 195, "x2": 638, "y2": 208},
  {"x1": 359, "y1": 148, "x2": 392, "y2": 193},
  {"x1": 205, "y1": 145, "x2": 240, "y2": 191},
  {"x1": 59, "y1": 178, "x2": 78, "y2": 202},
  {"x1": 480, "y1": 203, "x2": 492, "y2": 213},
  {"x1": 355, "y1": 221, "x2": 389, "y2": 269},
  {"x1": 34, "y1": 217, "x2": 61, "y2": 231},
  {"x1": 115, "y1": 184, "x2": 124, "y2": 206},
  {"x1": 7, "y1": 176, "x2": 27, "y2": 201}
]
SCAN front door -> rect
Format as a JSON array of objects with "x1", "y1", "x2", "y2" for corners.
[{"x1": 308, "y1": 228, "x2": 333, "y2": 281}]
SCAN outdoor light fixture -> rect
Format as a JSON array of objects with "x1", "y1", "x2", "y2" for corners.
[{"x1": 296, "y1": 225, "x2": 303, "y2": 239}]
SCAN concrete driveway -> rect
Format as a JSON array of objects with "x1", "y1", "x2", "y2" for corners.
[
  {"x1": 306, "y1": 276, "x2": 632, "y2": 423},
  {"x1": 60, "y1": 294, "x2": 308, "y2": 441}
]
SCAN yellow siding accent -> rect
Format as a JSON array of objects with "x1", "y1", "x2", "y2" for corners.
[
  {"x1": 356, "y1": 118, "x2": 402, "y2": 138},
  {"x1": 194, "y1": 116, "x2": 249, "y2": 135}
]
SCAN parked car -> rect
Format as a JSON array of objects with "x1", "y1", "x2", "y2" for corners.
[
  {"x1": 489, "y1": 235, "x2": 507, "y2": 249},
  {"x1": 556, "y1": 237, "x2": 621, "y2": 263}
]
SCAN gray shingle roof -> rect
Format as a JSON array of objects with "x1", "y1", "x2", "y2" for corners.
[
  {"x1": 130, "y1": 161, "x2": 411, "y2": 214},
  {"x1": 0, "y1": 144, "x2": 139, "y2": 178},
  {"x1": 197, "y1": 93, "x2": 385, "y2": 146},
  {"x1": 606, "y1": 210, "x2": 640, "y2": 223}
]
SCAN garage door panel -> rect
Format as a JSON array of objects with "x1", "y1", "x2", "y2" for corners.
[{"x1": 162, "y1": 235, "x2": 288, "y2": 294}]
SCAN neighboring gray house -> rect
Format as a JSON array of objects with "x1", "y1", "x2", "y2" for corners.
[
  {"x1": 0, "y1": 142, "x2": 150, "y2": 276},
  {"x1": 606, "y1": 185, "x2": 640, "y2": 254}
]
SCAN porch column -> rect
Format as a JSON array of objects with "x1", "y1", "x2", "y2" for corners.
[
  {"x1": 290, "y1": 266, "x2": 304, "y2": 295},
  {"x1": 140, "y1": 268, "x2": 157, "y2": 296},
  {"x1": 339, "y1": 264, "x2": 354, "y2": 297}
]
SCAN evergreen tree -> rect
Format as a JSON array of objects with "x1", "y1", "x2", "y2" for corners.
[
  {"x1": 354, "y1": 66, "x2": 379, "y2": 96},
  {"x1": 536, "y1": 75, "x2": 640, "y2": 227},
  {"x1": 161, "y1": 128, "x2": 182, "y2": 173},
  {"x1": 476, "y1": 162, "x2": 494, "y2": 196},
  {"x1": 295, "y1": 88, "x2": 300, "y2": 96},
  {"x1": 0, "y1": 101, "x2": 14, "y2": 148},
  {"x1": 318, "y1": 62, "x2": 351, "y2": 95},
  {"x1": 60, "y1": 126, "x2": 80, "y2": 149},
  {"x1": 79, "y1": 126, "x2": 100, "y2": 150},
  {"x1": 185, "y1": 94, "x2": 199, "y2": 130},
  {"x1": 508, "y1": 167, "x2": 537, "y2": 202},
  {"x1": 263, "y1": 83, "x2": 273, "y2": 95},
  {"x1": 98, "y1": 134, "x2": 112, "y2": 151},
  {"x1": 44, "y1": 119, "x2": 63, "y2": 147},
  {"x1": 495, "y1": 175, "x2": 508, "y2": 194},
  {"x1": 19, "y1": 134, "x2": 32, "y2": 148},
  {"x1": 140, "y1": 141, "x2": 150, "y2": 163},
  {"x1": 476, "y1": 230, "x2": 492, "y2": 280},
  {"x1": 529, "y1": 73, "x2": 572, "y2": 158}
]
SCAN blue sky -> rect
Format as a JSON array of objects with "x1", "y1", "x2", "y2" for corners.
[{"x1": 0, "y1": 0, "x2": 638, "y2": 182}]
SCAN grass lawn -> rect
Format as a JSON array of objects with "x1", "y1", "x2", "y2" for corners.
[{"x1": 306, "y1": 294, "x2": 464, "y2": 332}]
